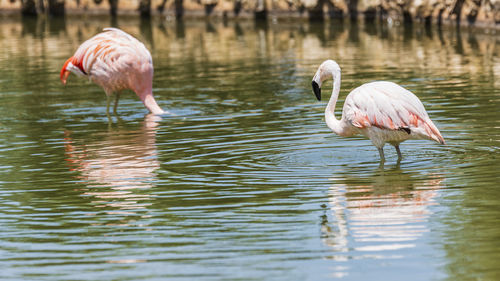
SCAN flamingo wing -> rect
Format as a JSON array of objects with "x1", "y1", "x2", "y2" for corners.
[
  {"x1": 343, "y1": 81, "x2": 445, "y2": 144},
  {"x1": 60, "y1": 28, "x2": 152, "y2": 88}
]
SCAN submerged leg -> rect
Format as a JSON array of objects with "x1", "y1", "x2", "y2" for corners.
[
  {"x1": 377, "y1": 147, "x2": 385, "y2": 163},
  {"x1": 113, "y1": 92, "x2": 121, "y2": 115},
  {"x1": 106, "y1": 95, "x2": 112, "y2": 116},
  {"x1": 395, "y1": 145, "x2": 402, "y2": 160}
]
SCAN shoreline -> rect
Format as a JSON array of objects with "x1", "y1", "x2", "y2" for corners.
[{"x1": 1, "y1": 2, "x2": 499, "y2": 31}]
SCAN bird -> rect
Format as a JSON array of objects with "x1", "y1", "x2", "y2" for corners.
[
  {"x1": 311, "y1": 59, "x2": 445, "y2": 162},
  {"x1": 60, "y1": 27, "x2": 165, "y2": 115}
]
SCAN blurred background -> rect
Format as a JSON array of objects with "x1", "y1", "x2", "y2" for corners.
[{"x1": 0, "y1": 9, "x2": 499, "y2": 281}]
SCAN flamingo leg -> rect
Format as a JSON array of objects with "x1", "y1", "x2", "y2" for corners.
[
  {"x1": 395, "y1": 145, "x2": 402, "y2": 160},
  {"x1": 106, "y1": 95, "x2": 112, "y2": 116},
  {"x1": 113, "y1": 92, "x2": 121, "y2": 115},
  {"x1": 377, "y1": 147, "x2": 385, "y2": 162}
]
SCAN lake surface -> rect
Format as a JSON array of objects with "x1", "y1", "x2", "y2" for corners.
[{"x1": 0, "y1": 16, "x2": 499, "y2": 280}]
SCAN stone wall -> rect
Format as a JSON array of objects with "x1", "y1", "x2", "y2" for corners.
[{"x1": 1, "y1": 0, "x2": 499, "y2": 28}]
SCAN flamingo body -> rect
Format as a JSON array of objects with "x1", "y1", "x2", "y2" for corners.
[
  {"x1": 312, "y1": 60, "x2": 444, "y2": 161},
  {"x1": 60, "y1": 28, "x2": 164, "y2": 115}
]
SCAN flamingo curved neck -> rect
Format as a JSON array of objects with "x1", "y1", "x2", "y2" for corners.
[
  {"x1": 324, "y1": 71, "x2": 346, "y2": 136},
  {"x1": 142, "y1": 94, "x2": 165, "y2": 115}
]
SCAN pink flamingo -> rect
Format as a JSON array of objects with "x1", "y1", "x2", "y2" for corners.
[
  {"x1": 311, "y1": 60, "x2": 445, "y2": 162},
  {"x1": 60, "y1": 28, "x2": 164, "y2": 115}
]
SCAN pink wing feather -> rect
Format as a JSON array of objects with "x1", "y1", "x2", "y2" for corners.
[
  {"x1": 60, "y1": 28, "x2": 165, "y2": 115},
  {"x1": 344, "y1": 81, "x2": 445, "y2": 144},
  {"x1": 60, "y1": 28, "x2": 152, "y2": 92}
]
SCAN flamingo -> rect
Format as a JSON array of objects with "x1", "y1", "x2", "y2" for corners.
[
  {"x1": 60, "y1": 28, "x2": 165, "y2": 115},
  {"x1": 311, "y1": 60, "x2": 445, "y2": 162}
]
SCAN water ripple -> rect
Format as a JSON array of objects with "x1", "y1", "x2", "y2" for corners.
[{"x1": 0, "y1": 18, "x2": 499, "y2": 281}]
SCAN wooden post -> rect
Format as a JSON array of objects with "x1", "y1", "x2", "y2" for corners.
[
  {"x1": 20, "y1": 0, "x2": 39, "y2": 16},
  {"x1": 175, "y1": 0, "x2": 184, "y2": 20},
  {"x1": 48, "y1": 0, "x2": 65, "y2": 16},
  {"x1": 109, "y1": 0, "x2": 118, "y2": 17},
  {"x1": 139, "y1": 0, "x2": 151, "y2": 18}
]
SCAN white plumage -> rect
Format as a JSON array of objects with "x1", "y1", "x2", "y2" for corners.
[{"x1": 311, "y1": 60, "x2": 445, "y2": 161}]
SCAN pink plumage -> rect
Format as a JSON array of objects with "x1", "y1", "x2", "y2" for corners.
[
  {"x1": 311, "y1": 60, "x2": 445, "y2": 162},
  {"x1": 60, "y1": 28, "x2": 164, "y2": 115}
]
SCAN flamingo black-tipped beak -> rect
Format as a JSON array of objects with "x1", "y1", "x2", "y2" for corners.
[{"x1": 312, "y1": 81, "x2": 321, "y2": 101}]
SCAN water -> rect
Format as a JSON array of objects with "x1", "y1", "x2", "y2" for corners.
[{"x1": 0, "y1": 17, "x2": 499, "y2": 280}]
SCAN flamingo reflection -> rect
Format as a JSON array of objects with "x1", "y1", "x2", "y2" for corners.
[
  {"x1": 321, "y1": 167, "x2": 443, "y2": 258},
  {"x1": 64, "y1": 114, "x2": 161, "y2": 214}
]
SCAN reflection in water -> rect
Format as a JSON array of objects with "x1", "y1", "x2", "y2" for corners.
[
  {"x1": 2, "y1": 16, "x2": 498, "y2": 98},
  {"x1": 0, "y1": 16, "x2": 499, "y2": 280},
  {"x1": 64, "y1": 115, "x2": 160, "y2": 214},
  {"x1": 322, "y1": 166, "x2": 443, "y2": 266}
]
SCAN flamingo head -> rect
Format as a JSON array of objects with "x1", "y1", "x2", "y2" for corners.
[{"x1": 312, "y1": 59, "x2": 341, "y2": 101}]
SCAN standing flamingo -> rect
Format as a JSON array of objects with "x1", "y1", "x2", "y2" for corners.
[
  {"x1": 311, "y1": 60, "x2": 445, "y2": 162},
  {"x1": 60, "y1": 28, "x2": 165, "y2": 115}
]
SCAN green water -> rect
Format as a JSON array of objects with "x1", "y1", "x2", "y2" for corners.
[{"x1": 0, "y1": 17, "x2": 499, "y2": 280}]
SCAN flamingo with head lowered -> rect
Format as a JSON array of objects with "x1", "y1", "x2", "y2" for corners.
[
  {"x1": 311, "y1": 59, "x2": 445, "y2": 162},
  {"x1": 60, "y1": 28, "x2": 165, "y2": 115}
]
